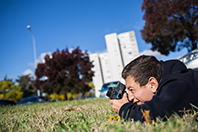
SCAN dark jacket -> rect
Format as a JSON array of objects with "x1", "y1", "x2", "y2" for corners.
[{"x1": 119, "y1": 60, "x2": 198, "y2": 122}]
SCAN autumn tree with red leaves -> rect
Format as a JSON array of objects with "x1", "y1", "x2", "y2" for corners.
[
  {"x1": 32, "y1": 47, "x2": 94, "y2": 96},
  {"x1": 141, "y1": 0, "x2": 198, "y2": 55}
]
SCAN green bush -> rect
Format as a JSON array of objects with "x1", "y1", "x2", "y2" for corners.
[{"x1": 0, "y1": 80, "x2": 23, "y2": 103}]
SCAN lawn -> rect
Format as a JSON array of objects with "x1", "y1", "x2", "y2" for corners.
[{"x1": 0, "y1": 97, "x2": 198, "y2": 132}]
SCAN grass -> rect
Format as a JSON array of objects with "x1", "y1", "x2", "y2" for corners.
[{"x1": 0, "y1": 97, "x2": 198, "y2": 132}]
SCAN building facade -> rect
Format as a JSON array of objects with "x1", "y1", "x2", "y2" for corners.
[
  {"x1": 89, "y1": 53, "x2": 103, "y2": 98},
  {"x1": 118, "y1": 31, "x2": 139, "y2": 65},
  {"x1": 98, "y1": 52, "x2": 113, "y2": 83},
  {"x1": 105, "y1": 33, "x2": 124, "y2": 83},
  {"x1": 90, "y1": 31, "x2": 139, "y2": 97}
]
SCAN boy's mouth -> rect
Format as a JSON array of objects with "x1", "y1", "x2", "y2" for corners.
[
  {"x1": 129, "y1": 98, "x2": 143, "y2": 105},
  {"x1": 137, "y1": 101, "x2": 142, "y2": 105},
  {"x1": 135, "y1": 99, "x2": 143, "y2": 105}
]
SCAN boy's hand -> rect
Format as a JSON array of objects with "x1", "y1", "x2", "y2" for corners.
[{"x1": 109, "y1": 92, "x2": 129, "y2": 113}]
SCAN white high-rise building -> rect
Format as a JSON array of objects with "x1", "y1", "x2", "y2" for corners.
[
  {"x1": 105, "y1": 33, "x2": 124, "y2": 83},
  {"x1": 89, "y1": 31, "x2": 139, "y2": 97},
  {"x1": 89, "y1": 53, "x2": 103, "y2": 98},
  {"x1": 118, "y1": 31, "x2": 139, "y2": 65},
  {"x1": 98, "y1": 52, "x2": 112, "y2": 83}
]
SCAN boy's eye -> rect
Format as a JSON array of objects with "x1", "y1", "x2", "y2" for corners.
[{"x1": 129, "y1": 89, "x2": 133, "y2": 92}]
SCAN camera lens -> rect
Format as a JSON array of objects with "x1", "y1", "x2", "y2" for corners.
[{"x1": 106, "y1": 87, "x2": 113, "y2": 97}]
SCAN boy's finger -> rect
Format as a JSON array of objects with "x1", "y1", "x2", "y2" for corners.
[
  {"x1": 123, "y1": 92, "x2": 128, "y2": 98},
  {"x1": 109, "y1": 100, "x2": 113, "y2": 104}
]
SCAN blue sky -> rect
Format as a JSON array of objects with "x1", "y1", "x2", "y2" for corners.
[{"x1": 0, "y1": 0, "x2": 188, "y2": 81}]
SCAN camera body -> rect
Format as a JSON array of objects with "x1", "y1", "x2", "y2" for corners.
[{"x1": 106, "y1": 82, "x2": 126, "y2": 99}]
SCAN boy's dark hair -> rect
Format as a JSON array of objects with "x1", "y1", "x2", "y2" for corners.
[{"x1": 122, "y1": 55, "x2": 163, "y2": 86}]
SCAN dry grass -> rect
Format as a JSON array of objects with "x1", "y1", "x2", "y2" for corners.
[{"x1": 0, "y1": 98, "x2": 198, "y2": 132}]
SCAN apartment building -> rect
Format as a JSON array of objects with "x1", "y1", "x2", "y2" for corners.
[
  {"x1": 118, "y1": 31, "x2": 139, "y2": 65},
  {"x1": 98, "y1": 52, "x2": 113, "y2": 83},
  {"x1": 90, "y1": 31, "x2": 139, "y2": 97},
  {"x1": 89, "y1": 53, "x2": 103, "y2": 97}
]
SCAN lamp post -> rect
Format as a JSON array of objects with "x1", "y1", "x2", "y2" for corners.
[{"x1": 27, "y1": 25, "x2": 40, "y2": 96}]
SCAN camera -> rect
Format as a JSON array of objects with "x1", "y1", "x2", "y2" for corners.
[{"x1": 106, "y1": 82, "x2": 126, "y2": 99}]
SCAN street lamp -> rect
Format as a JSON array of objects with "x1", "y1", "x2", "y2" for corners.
[
  {"x1": 27, "y1": 25, "x2": 37, "y2": 68},
  {"x1": 27, "y1": 25, "x2": 40, "y2": 96}
]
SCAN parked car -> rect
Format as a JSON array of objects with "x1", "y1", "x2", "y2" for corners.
[
  {"x1": 0, "y1": 100, "x2": 16, "y2": 106},
  {"x1": 179, "y1": 48, "x2": 198, "y2": 70},
  {"x1": 16, "y1": 96, "x2": 45, "y2": 106},
  {"x1": 99, "y1": 81, "x2": 120, "y2": 98}
]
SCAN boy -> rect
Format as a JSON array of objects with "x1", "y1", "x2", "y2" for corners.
[{"x1": 109, "y1": 55, "x2": 198, "y2": 122}]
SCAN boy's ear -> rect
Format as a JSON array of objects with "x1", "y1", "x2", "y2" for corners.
[{"x1": 148, "y1": 77, "x2": 159, "y2": 93}]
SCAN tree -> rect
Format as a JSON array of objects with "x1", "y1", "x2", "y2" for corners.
[
  {"x1": 16, "y1": 75, "x2": 37, "y2": 98},
  {"x1": 32, "y1": 47, "x2": 94, "y2": 96},
  {"x1": 141, "y1": 0, "x2": 198, "y2": 55},
  {"x1": 0, "y1": 80, "x2": 23, "y2": 103}
]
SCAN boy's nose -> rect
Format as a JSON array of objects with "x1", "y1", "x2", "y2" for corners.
[
  {"x1": 128, "y1": 93, "x2": 134, "y2": 101},
  {"x1": 133, "y1": 98, "x2": 139, "y2": 104}
]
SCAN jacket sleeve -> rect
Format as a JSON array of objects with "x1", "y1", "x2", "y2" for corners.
[{"x1": 119, "y1": 79, "x2": 193, "y2": 122}]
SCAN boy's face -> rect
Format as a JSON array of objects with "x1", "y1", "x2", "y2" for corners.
[{"x1": 125, "y1": 76, "x2": 157, "y2": 105}]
